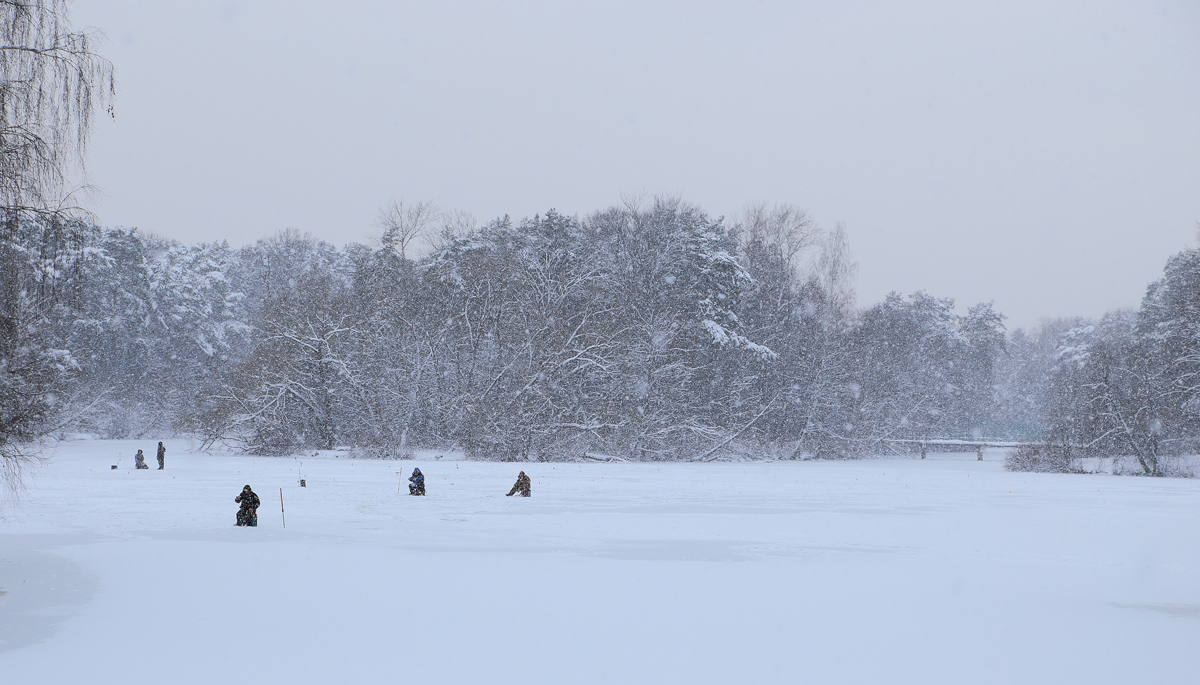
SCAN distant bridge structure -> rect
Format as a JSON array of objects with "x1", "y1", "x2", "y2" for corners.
[{"x1": 880, "y1": 438, "x2": 1045, "y2": 461}]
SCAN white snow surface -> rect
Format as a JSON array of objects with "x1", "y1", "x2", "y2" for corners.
[{"x1": 2, "y1": 440, "x2": 1198, "y2": 684}]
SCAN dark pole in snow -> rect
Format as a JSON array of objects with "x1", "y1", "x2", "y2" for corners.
[{"x1": 280, "y1": 488, "x2": 286, "y2": 528}]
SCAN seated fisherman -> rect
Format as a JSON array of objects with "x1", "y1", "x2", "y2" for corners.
[
  {"x1": 235, "y1": 485, "x2": 260, "y2": 526},
  {"x1": 506, "y1": 471, "x2": 531, "y2": 497},
  {"x1": 408, "y1": 468, "x2": 426, "y2": 496}
]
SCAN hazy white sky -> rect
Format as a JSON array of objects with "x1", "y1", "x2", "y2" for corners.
[{"x1": 73, "y1": 0, "x2": 1200, "y2": 329}]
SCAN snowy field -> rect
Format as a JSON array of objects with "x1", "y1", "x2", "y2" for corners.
[{"x1": 2, "y1": 441, "x2": 1198, "y2": 684}]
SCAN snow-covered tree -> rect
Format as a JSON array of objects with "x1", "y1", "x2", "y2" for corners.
[{"x1": 0, "y1": 0, "x2": 113, "y2": 488}]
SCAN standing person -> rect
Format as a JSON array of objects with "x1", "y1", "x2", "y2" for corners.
[
  {"x1": 156, "y1": 442, "x2": 166, "y2": 470},
  {"x1": 134, "y1": 449, "x2": 149, "y2": 469},
  {"x1": 235, "y1": 485, "x2": 260, "y2": 526},
  {"x1": 408, "y1": 468, "x2": 425, "y2": 496},
  {"x1": 506, "y1": 471, "x2": 531, "y2": 497}
]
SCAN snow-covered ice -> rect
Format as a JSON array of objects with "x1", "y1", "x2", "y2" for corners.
[{"x1": 2, "y1": 440, "x2": 1198, "y2": 684}]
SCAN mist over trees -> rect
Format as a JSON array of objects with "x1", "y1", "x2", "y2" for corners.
[{"x1": 1008, "y1": 245, "x2": 1200, "y2": 476}]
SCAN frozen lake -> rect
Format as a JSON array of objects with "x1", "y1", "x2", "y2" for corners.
[{"x1": 2, "y1": 440, "x2": 1198, "y2": 684}]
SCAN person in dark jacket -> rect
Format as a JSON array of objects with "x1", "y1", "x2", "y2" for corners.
[
  {"x1": 408, "y1": 468, "x2": 425, "y2": 496},
  {"x1": 156, "y1": 442, "x2": 166, "y2": 470},
  {"x1": 134, "y1": 449, "x2": 149, "y2": 469},
  {"x1": 235, "y1": 485, "x2": 260, "y2": 526},
  {"x1": 506, "y1": 471, "x2": 531, "y2": 497}
]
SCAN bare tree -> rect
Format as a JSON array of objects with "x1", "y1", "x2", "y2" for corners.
[
  {"x1": 737, "y1": 202, "x2": 821, "y2": 280},
  {"x1": 816, "y1": 222, "x2": 856, "y2": 315},
  {"x1": 428, "y1": 207, "x2": 476, "y2": 251},
  {"x1": 375, "y1": 199, "x2": 438, "y2": 262},
  {"x1": 1, "y1": 0, "x2": 113, "y2": 493},
  {"x1": 0, "y1": 0, "x2": 114, "y2": 215}
]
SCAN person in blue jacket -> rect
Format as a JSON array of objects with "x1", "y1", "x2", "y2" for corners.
[{"x1": 408, "y1": 468, "x2": 426, "y2": 496}]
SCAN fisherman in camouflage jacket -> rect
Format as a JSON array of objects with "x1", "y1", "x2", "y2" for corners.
[
  {"x1": 235, "y1": 485, "x2": 260, "y2": 526},
  {"x1": 506, "y1": 471, "x2": 531, "y2": 497}
]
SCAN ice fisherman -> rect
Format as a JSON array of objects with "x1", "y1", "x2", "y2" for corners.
[
  {"x1": 506, "y1": 471, "x2": 531, "y2": 497},
  {"x1": 408, "y1": 468, "x2": 425, "y2": 496},
  {"x1": 134, "y1": 449, "x2": 149, "y2": 469},
  {"x1": 235, "y1": 485, "x2": 261, "y2": 526},
  {"x1": 156, "y1": 442, "x2": 166, "y2": 470}
]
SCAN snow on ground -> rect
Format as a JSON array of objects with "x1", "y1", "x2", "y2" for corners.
[{"x1": 1, "y1": 440, "x2": 1198, "y2": 684}]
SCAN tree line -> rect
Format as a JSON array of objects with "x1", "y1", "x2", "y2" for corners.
[
  {"x1": 9, "y1": 200, "x2": 1199, "y2": 476},
  {"x1": 1, "y1": 200, "x2": 1006, "y2": 460}
]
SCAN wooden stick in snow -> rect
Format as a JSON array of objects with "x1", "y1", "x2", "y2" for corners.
[{"x1": 280, "y1": 488, "x2": 286, "y2": 528}]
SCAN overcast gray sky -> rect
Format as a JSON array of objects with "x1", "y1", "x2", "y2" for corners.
[{"x1": 73, "y1": 0, "x2": 1200, "y2": 329}]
